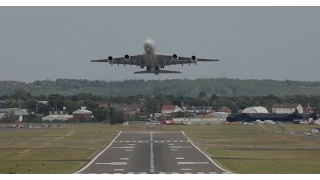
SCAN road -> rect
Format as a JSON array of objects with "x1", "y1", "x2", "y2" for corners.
[{"x1": 76, "y1": 131, "x2": 231, "y2": 174}]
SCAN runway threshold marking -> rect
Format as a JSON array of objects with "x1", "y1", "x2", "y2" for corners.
[
  {"x1": 181, "y1": 169, "x2": 192, "y2": 171},
  {"x1": 114, "y1": 169, "x2": 124, "y2": 171},
  {"x1": 95, "y1": 162, "x2": 127, "y2": 165},
  {"x1": 111, "y1": 147, "x2": 134, "y2": 148},
  {"x1": 169, "y1": 146, "x2": 192, "y2": 148},
  {"x1": 171, "y1": 149, "x2": 178, "y2": 151},
  {"x1": 175, "y1": 157, "x2": 184, "y2": 160},
  {"x1": 177, "y1": 162, "x2": 209, "y2": 165},
  {"x1": 126, "y1": 149, "x2": 133, "y2": 151},
  {"x1": 120, "y1": 158, "x2": 129, "y2": 160}
]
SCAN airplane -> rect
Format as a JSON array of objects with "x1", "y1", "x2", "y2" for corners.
[{"x1": 91, "y1": 38, "x2": 219, "y2": 75}]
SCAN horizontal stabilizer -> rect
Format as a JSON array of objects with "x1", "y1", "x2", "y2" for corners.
[{"x1": 134, "y1": 70, "x2": 182, "y2": 74}]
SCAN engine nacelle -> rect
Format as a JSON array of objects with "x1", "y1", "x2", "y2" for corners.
[
  {"x1": 172, "y1": 54, "x2": 178, "y2": 60},
  {"x1": 108, "y1": 56, "x2": 114, "y2": 65},
  {"x1": 124, "y1": 54, "x2": 130, "y2": 60},
  {"x1": 191, "y1": 55, "x2": 197, "y2": 65}
]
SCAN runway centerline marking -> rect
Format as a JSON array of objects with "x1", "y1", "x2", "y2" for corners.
[
  {"x1": 111, "y1": 147, "x2": 134, "y2": 148},
  {"x1": 181, "y1": 169, "x2": 192, "y2": 171},
  {"x1": 120, "y1": 158, "x2": 129, "y2": 160},
  {"x1": 150, "y1": 131, "x2": 154, "y2": 173},
  {"x1": 175, "y1": 157, "x2": 184, "y2": 160},
  {"x1": 169, "y1": 144, "x2": 174, "y2": 145},
  {"x1": 171, "y1": 149, "x2": 178, "y2": 151},
  {"x1": 129, "y1": 144, "x2": 135, "y2": 146}
]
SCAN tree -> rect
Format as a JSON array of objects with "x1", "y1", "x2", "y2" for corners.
[
  {"x1": 198, "y1": 91, "x2": 206, "y2": 99},
  {"x1": 1, "y1": 111, "x2": 17, "y2": 123},
  {"x1": 210, "y1": 94, "x2": 219, "y2": 101}
]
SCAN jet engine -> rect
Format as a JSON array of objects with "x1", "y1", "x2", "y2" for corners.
[
  {"x1": 172, "y1": 54, "x2": 178, "y2": 60},
  {"x1": 191, "y1": 55, "x2": 197, "y2": 65},
  {"x1": 108, "y1": 56, "x2": 114, "y2": 64},
  {"x1": 124, "y1": 54, "x2": 130, "y2": 60}
]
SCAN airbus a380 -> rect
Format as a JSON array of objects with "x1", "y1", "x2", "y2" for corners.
[{"x1": 91, "y1": 38, "x2": 219, "y2": 74}]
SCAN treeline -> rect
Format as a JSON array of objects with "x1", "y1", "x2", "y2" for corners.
[
  {"x1": 2, "y1": 78, "x2": 320, "y2": 97},
  {"x1": 1, "y1": 90, "x2": 320, "y2": 124}
]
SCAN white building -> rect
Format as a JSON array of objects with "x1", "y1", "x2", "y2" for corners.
[
  {"x1": 211, "y1": 112, "x2": 230, "y2": 118},
  {"x1": 42, "y1": 115, "x2": 73, "y2": 121},
  {"x1": 271, "y1": 104, "x2": 303, "y2": 114},
  {"x1": 0, "y1": 108, "x2": 29, "y2": 122},
  {"x1": 242, "y1": 106, "x2": 269, "y2": 114},
  {"x1": 185, "y1": 106, "x2": 214, "y2": 113},
  {"x1": 161, "y1": 105, "x2": 183, "y2": 114}
]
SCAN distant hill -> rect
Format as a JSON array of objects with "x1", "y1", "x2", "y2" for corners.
[{"x1": 1, "y1": 78, "x2": 320, "y2": 97}]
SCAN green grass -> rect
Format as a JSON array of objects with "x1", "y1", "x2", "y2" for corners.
[
  {"x1": 0, "y1": 125, "x2": 120, "y2": 174},
  {"x1": 0, "y1": 123, "x2": 319, "y2": 174},
  {"x1": 164, "y1": 124, "x2": 320, "y2": 174}
]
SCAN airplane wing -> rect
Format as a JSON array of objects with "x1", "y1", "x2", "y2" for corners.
[
  {"x1": 91, "y1": 54, "x2": 146, "y2": 66},
  {"x1": 156, "y1": 54, "x2": 219, "y2": 67}
]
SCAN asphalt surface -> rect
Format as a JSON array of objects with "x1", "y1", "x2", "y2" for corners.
[{"x1": 76, "y1": 131, "x2": 230, "y2": 174}]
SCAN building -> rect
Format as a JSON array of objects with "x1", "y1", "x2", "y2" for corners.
[
  {"x1": 42, "y1": 115, "x2": 73, "y2": 122},
  {"x1": 271, "y1": 104, "x2": 303, "y2": 114},
  {"x1": 303, "y1": 104, "x2": 314, "y2": 113},
  {"x1": 161, "y1": 105, "x2": 183, "y2": 114},
  {"x1": 242, "y1": 106, "x2": 269, "y2": 114},
  {"x1": 211, "y1": 112, "x2": 230, "y2": 118},
  {"x1": 111, "y1": 103, "x2": 140, "y2": 116},
  {"x1": 218, "y1": 106, "x2": 232, "y2": 113},
  {"x1": 227, "y1": 112, "x2": 318, "y2": 123},
  {"x1": 72, "y1": 106, "x2": 93, "y2": 121},
  {"x1": 185, "y1": 106, "x2": 214, "y2": 114},
  {"x1": 0, "y1": 108, "x2": 29, "y2": 122}
]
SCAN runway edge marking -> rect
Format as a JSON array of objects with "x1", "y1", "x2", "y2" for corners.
[
  {"x1": 74, "y1": 131, "x2": 122, "y2": 174},
  {"x1": 181, "y1": 131, "x2": 233, "y2": 174}
]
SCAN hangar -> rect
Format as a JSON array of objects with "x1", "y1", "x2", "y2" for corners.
[{"x1": 242, "y1": 106, "x2": 268, "y2": 114}]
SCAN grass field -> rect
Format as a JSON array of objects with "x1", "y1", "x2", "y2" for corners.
[
  {"x1": 0, "y1": 123, "x2": 319, "y2": 174},
  {"x1": 161, "y1": 124, "x2": 320, "y2": 174},
  {"x1": 0, "y1": 124, "x2": 122, "y2": 174}
]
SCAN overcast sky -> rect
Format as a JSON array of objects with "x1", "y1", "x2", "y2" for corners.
[{"x1": 0, "y1": 7, "x2": 319, "y2": 82}]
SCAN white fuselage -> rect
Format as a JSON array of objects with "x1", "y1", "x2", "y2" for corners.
[{"x1": 143, "y1": 38, "x2": 158, "y2": 69}]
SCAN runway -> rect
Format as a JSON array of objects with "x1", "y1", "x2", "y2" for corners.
[{"x1": 76, "y1": 131, "x2": 231, "y2": 174}]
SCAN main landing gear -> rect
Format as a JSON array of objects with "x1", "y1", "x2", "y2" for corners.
[{"x1": 146, "y1": 66, "x2": 162, "y2": 71}]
